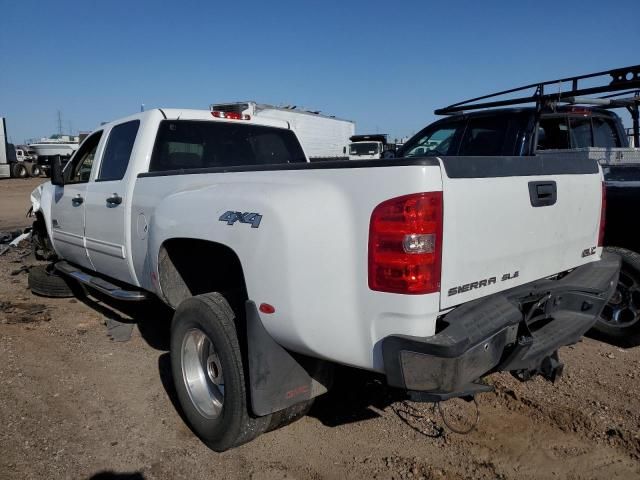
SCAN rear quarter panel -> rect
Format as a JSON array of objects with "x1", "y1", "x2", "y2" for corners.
[{"x1": 132, "y1": 165, "x2": 443, "y2": 371}]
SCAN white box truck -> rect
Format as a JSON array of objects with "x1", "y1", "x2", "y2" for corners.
[{"x1": 210, "y1": 102, "x2": 354, "y2": 161}]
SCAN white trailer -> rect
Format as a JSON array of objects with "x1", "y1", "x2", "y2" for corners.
[
  {"x1": 0, "y1": 117, "x2": 40, "y2": 178},
  {"x1": 0, "y1": 118, "x2": 12, "y2": 178},
  {"x1": 210, "y1": 102, "x2": 354, "y2": 161}
]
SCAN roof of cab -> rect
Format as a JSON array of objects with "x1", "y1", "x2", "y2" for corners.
[
  {"x1": 436, "y1": 106, "x2": 621, "y2": 121},
  {"x1": 96, "y1": 108, "x2": 291, "y2": 132}
]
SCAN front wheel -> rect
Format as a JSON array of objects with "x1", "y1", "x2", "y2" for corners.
[
  {"x1": 594, "y1": 246, "x2": 640, "y2": 346},
  {"x1": 170, "y1": 293, "x2": 272, "y2": 451}
]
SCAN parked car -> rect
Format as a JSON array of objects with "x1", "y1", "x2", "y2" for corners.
[{"x1": 29, "y1": 105, "x2": 617, "y2": 451}]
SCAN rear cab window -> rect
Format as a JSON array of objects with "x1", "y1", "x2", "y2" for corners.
[
  {"x1": 537, "y1": 117, "x2": 570, "y2": 150},
  {"x1": 593, "y1": 117, "x2": 622, "y2": 148},
  {"x1": 538, "y1": 112, "x2": 625, "y2": 150},
  {"x1": 569, "y1": 116, "x2": 592, "y2": 148},
  {"x1": 149, "y1": 120, "x2": 307, "y2": 172}
]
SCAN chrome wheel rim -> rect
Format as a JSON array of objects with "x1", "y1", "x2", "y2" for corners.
[
  {"x1": 181, "y1": 328, "x2": 225, "y2": 419},
  {"x1": 600, "y1": 268, "x2": 640, "y2": 329}
]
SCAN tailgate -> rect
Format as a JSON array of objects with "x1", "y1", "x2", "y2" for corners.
[{"x1": 439, "y1": 155, "x2": 603, "y2": 309}]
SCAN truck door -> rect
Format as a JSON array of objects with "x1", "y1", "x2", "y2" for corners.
[
  {"x1": 83, "y1": 120, "x2": 140, "y2": 284},
  {"x1": 50, "y1": 131, "x2": 103, "y2": 270}
]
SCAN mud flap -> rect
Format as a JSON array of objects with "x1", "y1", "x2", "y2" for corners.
[{"x1": 245, "y1": 301, "x2": 332, "y2": 416}]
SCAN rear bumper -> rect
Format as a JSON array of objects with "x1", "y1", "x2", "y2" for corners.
[{"x1": 382, "y1": 253, "x2": 620, "y2": 398}]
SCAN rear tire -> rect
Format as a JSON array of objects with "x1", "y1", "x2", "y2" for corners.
[
  {"x1": 170, "y1": 293, "x2": 272, "y2": 451},
  {"x1": 594, "y1": 246, "x2": 640, "y2": 346},
  {"x1": 11, "y1": 162, "x2": 28, "y2": 178},
  {"x1": 28, "y1": 264, "x2": 76, "y2": 298},
  {"x1": 28, "y1": 163, "x2": 42, "y2": 177}
]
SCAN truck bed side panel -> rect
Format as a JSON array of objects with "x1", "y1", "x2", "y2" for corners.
[{"x1": 131, "y1": 164, "x2": 443, "y2": 371}]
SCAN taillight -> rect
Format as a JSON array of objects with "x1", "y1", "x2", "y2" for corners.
[
  {"x1": 368, "y1": 192, "x2": 443, "y2": 294},
  {"x1": 211, "y1": 111, "x2": 251, "y2": 120},
  {"x1": 598, "y1": 181, "x2": 606, "y2": 247}
]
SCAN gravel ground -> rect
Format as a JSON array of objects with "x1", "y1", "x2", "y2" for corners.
[{"x1": 0, "y1": 178, "x2": 639, "y2": 480}]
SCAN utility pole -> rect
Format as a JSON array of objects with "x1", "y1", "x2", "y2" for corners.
[{"x1": 57, "y1": 110, "x2": 63, "y2": 135}]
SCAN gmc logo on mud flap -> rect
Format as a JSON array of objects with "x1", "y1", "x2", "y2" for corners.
[
  {"x1": 285, "y1": 385, "x2": 309, "y2": 399},
  {"x1": 219, "y1": 211, "x2": 263, "y2": 228},
  {"x1": 582, "y1": 246, "x2": 596, "y2": 258}
]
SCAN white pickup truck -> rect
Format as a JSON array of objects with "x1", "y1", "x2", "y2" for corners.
[{"x1": 29, "y1": 107, "x2": 619, "y2": 451}]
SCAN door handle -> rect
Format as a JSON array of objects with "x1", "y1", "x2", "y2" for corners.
[
  {"x1": 72, "y1": 194, "x2": 84, "y2": 205},
  {"x1": 528, "y1": 181, "x2": 557, "y2": 207},
  {"x1": 106, "y1": 193, "x2": 122, "y2": 206}
]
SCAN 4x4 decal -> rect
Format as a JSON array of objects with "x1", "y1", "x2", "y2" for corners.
[{"x1": 219, "y1": 211, "x2": 263, "y2": 228}]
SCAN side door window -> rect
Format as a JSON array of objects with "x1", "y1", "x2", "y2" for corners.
[
  {"x1": 97, "y1": 120, "x2": 140, "y2": 181},
  {"x1": 458, "y1": 117, "x2": 512, "y2": 156},
  {"x1": 65, "y1": 131, "x2": 103, "y2": 183}
]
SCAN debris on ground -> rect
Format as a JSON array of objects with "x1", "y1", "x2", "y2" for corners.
[
  {"x1": 105, "y1": 317, "x2": 135, "y2": 342},
  {"x1": 0, "y1": 300, "x2": 51, "y2": 324},
  {"x1": 0, "y1": 229, "x2": 31, "y2": 256}
]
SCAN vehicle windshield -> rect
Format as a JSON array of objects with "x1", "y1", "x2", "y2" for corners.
[
  {"x1": 403, "y1": 126, "x2": 460, "y2": 157},
  {"x1": 349, "y1": 142, "x2": 380, "y2": 155}
]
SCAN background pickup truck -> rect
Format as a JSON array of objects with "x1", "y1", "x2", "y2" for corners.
[
  {"x1": 29, "y1": 106, "x2": 618, "y2": 451},
  {"x1": 398, "y1": 103, "x2": 639, "y2": 344}
]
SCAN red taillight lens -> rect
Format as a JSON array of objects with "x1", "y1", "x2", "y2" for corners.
[
  {"x1": 368, "y1": 192, "x2": 443, "y2": 294},
  {"x1": 598, "y1": 181, "x2": 606, "y2": 247}
]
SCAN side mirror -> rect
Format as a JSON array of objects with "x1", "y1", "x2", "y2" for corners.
[{"x1": 50, "y1": 155, "x2": 65, "y2": 186}]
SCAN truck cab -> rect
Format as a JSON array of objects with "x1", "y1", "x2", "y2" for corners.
[
  {"x1": 398, "y1": 107, "x2": 628, "y2": 158},
  {"x1": 348, "y1": 134, "x2": 395, "y2": 160}
]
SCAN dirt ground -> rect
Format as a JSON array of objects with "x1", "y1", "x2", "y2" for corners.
[
  {"x1": 0, "y1": 177, "x2": 45, "y2": 231},
  {"x1": 0, "y1": 178, "x2": 639, "y2": 480}
]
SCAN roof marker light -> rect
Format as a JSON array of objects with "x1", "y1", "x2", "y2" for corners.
[{"x1": 211, "y1": 111, "x2": 251, "y2": 120}]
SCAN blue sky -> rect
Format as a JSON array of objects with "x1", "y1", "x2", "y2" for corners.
[{"x1": 1, "y1": 0, "x2": 638, "y2": 144}]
